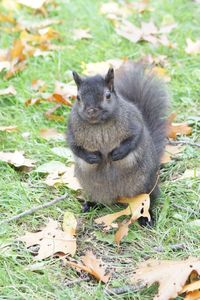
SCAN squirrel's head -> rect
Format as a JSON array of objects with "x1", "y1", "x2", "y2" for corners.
[{"x1": 72, "y1": 68, "x2": 118, "y2": 124}]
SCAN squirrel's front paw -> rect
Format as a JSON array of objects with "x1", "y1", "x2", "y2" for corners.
[
  {"x1": 85, "y1": 151, "x2": 102, "y2": 164},
  {"x1": 109, "y1": 147, "x2": 125, "y2": 161}
]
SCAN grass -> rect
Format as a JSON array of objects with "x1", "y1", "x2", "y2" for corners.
[{"x1": 0, "y1": 0, "x2": 200, "y2": 299}]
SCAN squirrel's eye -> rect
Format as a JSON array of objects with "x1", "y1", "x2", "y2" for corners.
[
  {"x1": 77, "y1": 95, "x2": 81, "y2": 101},
  {"x1": 105, "y1": 91, "x2": 111, "y2": 100}
]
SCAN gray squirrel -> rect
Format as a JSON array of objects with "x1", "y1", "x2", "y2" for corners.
[{"x1": 67, "y1": 61, "x2": 169, "y2": 226}]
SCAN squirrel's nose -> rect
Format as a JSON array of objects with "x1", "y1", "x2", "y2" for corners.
[{"x1": 86, "y1": 107, "x2": 98, "y2": 117}]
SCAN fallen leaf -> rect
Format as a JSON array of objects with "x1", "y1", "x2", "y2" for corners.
[
  {"x1": 31, "y1": 79, "x2": 46, "y2": 92},
  {"x1": 63, "y1": 211, "x2": 77, "y2": 235},
  {"x1": 130, "y1": 1, "x2": 152, "y2": 13},
  {"x1": 167, "y1": 112, "x2": 192, "y2": 139},
  {"x1": 82, "y1": 59, "x2": 123, "y2": 76},
  {"x1": 115, "y1": 19, "x2": 176, "y2": 47},
  {"x1": 18, "y1": 219, "x2": 76, "y2": 260},
  {"x1": 130, "y1": 257, "x2": 200, "y2": 300},
  {"x1": 0, "y1": 61, "x2": 10, "y2": 72},
  {"x1": 181, "y1": 280, "x2": 200, "y2": 293},
  {"x1": 0, "y1": 86, "x2": 17, "y2": 96},
  {"x1": 151, "y1": 66, "x2": 171, "y2": 82},
  {"x1": 0, "y1": 125, "x2": 18, "y2": 132},
  {"x1": 185, "y1": 38, "x2": 200, "y2": 55},
  {"x1": 49, "y1": 81, "x2": 77, "y2": 106},
  {"x1": 35, "y1": 161, "x2": 68, "y2": 174},
  {"x1": 44, "y1": 104, "x2": 65, "y2": 122},
  {"x1": 65, "y1": 251, "x2": 110, "y2": 283},
  {"x1": 73, "y1": 29, "x2": 92, "y2": 40},
  {"x1": 17, "y1": 0, "x2": 47, "y2": 9},
  {"x1": 161, "y1": 144, "x2": 185, "y2": 164},
  {"x1": 141, "y1": 54, "x2": 169, "y2": 67},
  {"x1": 100, "y1": 2, "x2": 131, "y2": 20},
  {"x1": 114, "y1": 219, "x2": 130, "y2": 245},
  {"x1": 184, "y1": 291, "x2": 200, "y2": 300},
  {"x1": 179, "y1": 169, "x2": 200, "y2": 180},
  {"x1": 39, "y1": 128, "x2": 65, "y2": 141},
  {"x1": 45, "y1": 164, "x2": 82, "y2": 190},
  {"x1": 51, "y1": 147, "x2": 74, "y2": 161},
  {"x1": 95, "y1": 194, "x2": 150, "y2": 232},
  {"x1": 0, "y1": 151, "x2": 35, "y2": 168}
]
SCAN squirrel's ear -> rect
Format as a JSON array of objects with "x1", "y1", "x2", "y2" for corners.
[
  {"x1": 105, "y1": 68, "x2": 114, "y2": 91},
  {"x1": 72, "y1": 71, "x2": 82, "y2": 87}
]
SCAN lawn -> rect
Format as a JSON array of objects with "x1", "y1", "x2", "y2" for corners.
[{"x1": 0, "y1": 0, "x2": 200, "y2": 299}]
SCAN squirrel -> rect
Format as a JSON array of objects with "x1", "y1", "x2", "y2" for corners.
[{"x1": 67, "y1": 61, "x2": 169, "y2": 226}]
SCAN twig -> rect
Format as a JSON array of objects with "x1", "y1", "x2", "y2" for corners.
[
  {"x1": 172, "y1": 203, "x2": 199, "y2": 216},
  {"x1": 105, "y1": 282, "x2": 146, "y2": 296},
  {"x1": 1, "y1": 193, "x2": 68, "y2": 224},
  {"x1": 168, "y1": 140, "x2": 200, "y2": 148}
]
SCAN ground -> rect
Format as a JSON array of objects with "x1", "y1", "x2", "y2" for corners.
[{"x1": 0, "y1": 0, "x2": 200, "y2": 299}]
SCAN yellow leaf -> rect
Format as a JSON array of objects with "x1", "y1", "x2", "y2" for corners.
[{"x1": 62, "y1": 211, "x2": 77, "y2": 236}]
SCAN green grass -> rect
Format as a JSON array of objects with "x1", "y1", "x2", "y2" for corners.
[{"x1": 0, "y1": 0, "x2": 200, "y2": 299}]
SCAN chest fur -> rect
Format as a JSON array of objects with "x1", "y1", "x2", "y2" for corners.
[{"x1": 72, "y1": 118, "x2": 130, "y2": 154}]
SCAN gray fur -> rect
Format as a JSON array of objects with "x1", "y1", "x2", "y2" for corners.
[{"x1": 67, "y1": 61, "x2": 169, "y2": 204}]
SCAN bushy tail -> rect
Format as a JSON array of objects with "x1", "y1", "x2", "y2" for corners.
[{"x1": 115, "y1": 61, "x2": 169, "y2": 158}]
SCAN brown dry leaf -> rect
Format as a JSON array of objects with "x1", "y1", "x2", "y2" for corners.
[
  {"x1": 130, "y1": 257, "x2": 200, "y2": 300},
  {"x1": 115, "y1": 19, "x2": 176, "y2": 47},
  {"x1": 39, "y1": 128, "x2": 65, "y2": 141},
  {"x1": 151, "y1": 66, "x2": 171, "y2": 82},
  {"x1": 4, "y1": 61, "x2": 26, "y2": 79},
  {"x1": 82, "y1": 59, "x2": 124, "y2": 76},
  {"x1": 167, "y1": 112, "x2": 192, "y2": 139},
  {"x1": 114, "y1": 219, "x2": 131, "y2": 245},
  {"x1": 184, "y1": 290, "x2": 200, "y2": 300},
  {"x1": 31, "y1": 79, "x2": 46, "y2": 92},
  {"x1": 65, "y1": 251, "x2": 110, "y2": 283},
  {"x1": 25, "y1": 97, "x2": 43, "y2": 106},
  {"x1": 141, "y1": 54, "x2": 169, "y2": 67},
  {"x1": 73, "y1": 29, "x2": 92, "y2": 40},
  {"x1": 95, "y1": 194, "x2": 150, "y2": 232},
  {"x1": 185, "y1": 38, "x2": 200, "y2": 55},
  {"x1": 181, "y1": 280, "x2": 200, "y2": 293},
  {"x1": 17, "y1": 0, "x2": 47, "y2": 9},
  {"x1": 44, "y1": 104, "x2": 65, "y2": 122},
  {"x1": 0, "y1": 85, "x2": 17, "y2": 96},
  {"x1": 45, "y1": 164, "x2": 82, "y2": 190},
  {"x1": 0, "y1": 151, "x2": 35, "y2": 168},
  {"x1": 100, "y1": 2, "x2": 131, "y2": 20},
  {"x1": 49, "y1": 81, "x2": 77, "y2": 106},
  {"x1": 18, "y1": 219, "x2": 76, "y2": 260},
  {"x1": 0, "y1": 125, "x2": 18, "y2": 132},
  {"x1": 130, "y1": 1, "x2": 152, "y2": 13},
  {"x1": 161, "y1": 144, "x2": 185, "y2": 164}
]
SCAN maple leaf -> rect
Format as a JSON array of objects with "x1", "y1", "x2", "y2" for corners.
[
  {"x1": 65, "y1": 251, "x2": 111, "y2": 283},
  {"x1": 0, "y1": 151, "x2": 35, "y2": 168},
  {"x1": 167, "y1": 112, "x2": 192, "y2": 139},
  {"x1": 18, "y1": 218, "x2": 77, "y2": 260},
  {"x1": 130, "y1": 257, "x2": 200, "y2": 300}
]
